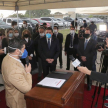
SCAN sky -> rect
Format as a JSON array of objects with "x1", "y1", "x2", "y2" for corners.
[{"x1": 0, "y1": 8, "x2": 76, "y2": 18}]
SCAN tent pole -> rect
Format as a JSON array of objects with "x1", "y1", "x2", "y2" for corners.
[{"x1": 17, "y1": 10, "x2": 19, "y2": 28}]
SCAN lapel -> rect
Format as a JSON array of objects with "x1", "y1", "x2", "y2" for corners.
[
  {"x1": 50, "y1": 37, "x2": 55, "y2": 49},
  {"x1": 44, "y1": 37, "x2": 49, "y2": 50}
]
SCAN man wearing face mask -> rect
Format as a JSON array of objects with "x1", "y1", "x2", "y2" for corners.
[
  {"x1": 38, "y1": 27, "x2": 60, "y2": 77},
  {"x1": 53, "y1": 26, "x2": 63, "y2": 68},
  {"x1": 1, "y1": 38, "x2": 32, "y2": 108},
  {"x1": 14, "y1": 29, "x2": 20, "y2": 38},
  {"x1": 65, "y1": 26, "x2": 79, "y2": 70},
  {"x1": 34, "y1": 26, "x2": 45, "y2": 80},
  {"x1": 77, "y1": 27, "x2": 97, "y2": 91},
  {"x1": 21, "y1": 20, "x2": 33, "y2": 36}
]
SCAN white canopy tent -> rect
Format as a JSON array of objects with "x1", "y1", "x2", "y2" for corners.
[{"x1": 0, "y1": 0, "x2": 108, "y2": 11}]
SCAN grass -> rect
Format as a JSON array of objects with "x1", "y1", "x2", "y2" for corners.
[{"x1": 59, "y1": 28, "x2": 70, "y2": 46}]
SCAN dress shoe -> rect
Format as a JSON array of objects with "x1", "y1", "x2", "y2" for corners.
[
  {"x1": 60, "y1": 65, "x2": 63, "y2": 69},
  {"x1": 87, "y1": 85, "x2": 91, "y2": 91}
]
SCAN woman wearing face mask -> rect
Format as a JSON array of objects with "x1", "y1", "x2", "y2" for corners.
[
  {"x1": 14, "y1": 29, "x2": 20, "y2": 38},
  {"x1": 22, "y1": 29, "x2": 36, "y2": 71},
  {"x1": 2, "y1": 28, "x2": 14, "y2": 48}
]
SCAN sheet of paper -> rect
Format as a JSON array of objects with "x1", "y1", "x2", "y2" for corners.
[
  {"x1": 38, "y1": 77, "x2": 66, "y2": 88},
  {"x1": 72, "y1": 59, "x2": 81, "y2": 68}
]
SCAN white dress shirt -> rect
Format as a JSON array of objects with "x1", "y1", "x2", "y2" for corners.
[
  {"x1": 46, "y1": 38, "x2": 51, "y2": 46},
  {"x1": 69, "y1": 33, "x2": 75, "y2": 48},
  {"x1": 25, "y1": 38, "x2": 29, "y2": 43}
]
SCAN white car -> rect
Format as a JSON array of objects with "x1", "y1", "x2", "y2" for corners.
[{"x1": 40, "y1": 17, "x2": 63, "y2": 27}]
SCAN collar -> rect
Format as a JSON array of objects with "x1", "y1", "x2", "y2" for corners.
[
  {"x1": 85, "y1": 37, "x2": 91, "y2": 42},
  {"x1": 8, "y1": 53, "x2": 21, "y2": 63}
]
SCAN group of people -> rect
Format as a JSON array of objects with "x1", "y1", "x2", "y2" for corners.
[{"x1": 0, "y1": 18, "x2": 100, "y2": 108}]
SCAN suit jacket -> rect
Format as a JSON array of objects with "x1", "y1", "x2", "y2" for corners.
[
  {"x1": 90, "y1": 71, "x2": 108, "y2": 83},
  {"x1": 38, "y1": 36, "x2": 60, "y2": 65},
  {"x1": 65, "y1": 33, "x2": 79, "y2": 52},
  {"x1": 2, "y1": 54, "x2": 32, "y2": 108},
  {"x1": 77, "y1": 38, "x2": 96, "y2": 70},
  {"x1": 53, "y1": 33, "x2": 63, "y2": 50}
]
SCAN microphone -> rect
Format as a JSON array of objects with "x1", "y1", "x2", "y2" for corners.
[
  {"x1": 25, "y1": 56, "x2": 29, "y2": 66},
  {"x1": 69, "y1": 55, "x2": 81, "y2": 68}
]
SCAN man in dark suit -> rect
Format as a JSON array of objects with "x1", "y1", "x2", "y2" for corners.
[
  {"x1": 20, "y1": 20, "x2": 33, "y2": 35},
  {"x1": 38, "y1": 27, "x2": 60, "y2": 77},
  {"x1": 77, "y1": 27, "x2": 97, "y2": 91},
  {"x1": 34, "y1": 26, "x2": 45, "y2": 80},
  {"x1": 53, "y1": 26, "x2": 63, "y2": 68},
  {"x1": 65, "y1": 26, "x2": 79, "y2": 70}
]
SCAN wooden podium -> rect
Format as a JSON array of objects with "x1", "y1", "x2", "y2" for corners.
[{"x1": 25, "y1": 70, "x2": 85, "y2": 108}]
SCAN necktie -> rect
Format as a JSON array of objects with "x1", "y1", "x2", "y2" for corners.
[
  {"x1": 84, "y1": 40, "x2": 88, "y2": 50},
  {"x1": 70, "y1": 34, "x2": 73, "y2": 47},
  {"x1": 48, "y1": 39, "x2": 50, "y2": 49}
]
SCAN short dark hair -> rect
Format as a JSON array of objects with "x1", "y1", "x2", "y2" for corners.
[
  {"x1": 11, "y1": 21, "x2": 17, "y2": 26},
  {"x1": 83, "y1": 20, "x2": 86, "y2": 23},
  {"x1": 54, "y1": 26, "x2": 59, "y2": 29},
  {"x1": 91, "y1": 21, "x2": 94, "y2": 24},
  {"x1": 70, "y1": 26, "x2": 75, "y2": 29},
  {"x1": 43, "y1": 23, "x2": 47, "y2": 25},
  {"x1": 23, "y1": 20, "x2": 27, "y2": 24},
  {"x1": 39, "y1": 26, "x2": 45, "y2": 30},
  {"x1": 85, "y1": 27, "x2": 90, "y2": 31},
  {"x1": 46, "y1": 27, "x2": 53, "y2": 32},
  {"x1": 8, "y1": 37, "x2": 25, "y2": 53},
  {"x1": 80, "y1": 26, "x2": 84, "y2": 29}
]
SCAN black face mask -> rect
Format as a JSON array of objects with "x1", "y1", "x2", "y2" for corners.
[
  {"x1": 24, "y1": 34, "x2": 29, "y2": 38},
  {"x1": 0, "y1": 33, "x2": 2, "y2": 36},
  {"x1": 84, "y1": 34, "x2": 90, "y2": 38}
]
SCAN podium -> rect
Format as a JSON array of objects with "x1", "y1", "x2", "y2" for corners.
[{"x1": 25, "y1": 70, "x2": 85, "y2": 108}]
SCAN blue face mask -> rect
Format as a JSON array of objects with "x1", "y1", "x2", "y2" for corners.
[
  {"x1": 46, "y1": 33, "x2": 51, "y2": 38},
  {"x1": 21, "y1": 49, "x2": 28, "y2": 59},
  {"x1": 8, "y1": 46, "x2": 28, "y2": 59},
  {"x1": 9, "y1": 33, "x2": 13, "y2": 38}
]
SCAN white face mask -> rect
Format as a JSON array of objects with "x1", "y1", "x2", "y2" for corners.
[
  {"x1": 14, "y1": 25, "x2": 17, "y2": 29},
  {"x1": 14, "y1": 33, "x2": 19, "y2": 37},
  {"x1": 40, "y1": 33, "x2": 45, "y2": 37},
  {"x1": 70, "y1": 30, "x2": 75, "y2": 34},
  {"x1": 23, "y1": 24, "x2": 26, "y2": 28},
  {"x1": 53, "y1": 29, "x2": 58, "y2": 33}
]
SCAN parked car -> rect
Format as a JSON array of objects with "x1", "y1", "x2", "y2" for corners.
[
  {"x1": 63, "y1": 17, "x2": 73, "y2": 22},
  {"x1": 21, "y1": 19, "x2": 38, "y2": 29},
  {"x1": 57, "y1": 18, "x2": 71, "y2": 27},
  {"x1": 2, "y1": 18, "x2": 23, "y2": 27},
  {"x1": 0, "y1": 19, "x2": 11, "y2": 29},
  {"x1": 32, "y1": 18, "x2": 50, "y2": 27},
  {"x1": 40, "y1": 17, "x2": 63, "y2": 27}
]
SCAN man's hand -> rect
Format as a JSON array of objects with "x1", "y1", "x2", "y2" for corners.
[
  {"x1": 106, "y1": 38, "x2": 108, "y2": 47},
  {"x1": 46, "y1": 59, "x2": 51, "y2": 63},
  {"x1": 65, "y1": 52, "x2": 67, "y2": 56},
  {"x1": 49, "y1": 59, "x2": 54, "y2": 63},
  {"x1": 81, "y1": 56, "x2": 86, "y2": 62},
  {"x1": 77, "y1": 66, "x2": 91, "y2": 75},
  {"x1": 28, "y1": 56, "x2": 32, "y2": 60},
  {"x1": 25, "y1": 63, "x2": 31, "y2": 73},
  {"x1": 0, "y1": 49, "x2": 4, "y2": 55}
]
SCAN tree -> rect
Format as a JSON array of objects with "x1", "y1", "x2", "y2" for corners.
[
  {"x1": 25, "y1": 9, "x2": 51, "y2": 18},
  {"x1": 8, "y1": 13, "x2": 25, "y2": 18}
]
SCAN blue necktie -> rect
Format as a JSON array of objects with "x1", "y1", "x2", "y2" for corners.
[
  {"x1": 70, "y1": 34, "x2": 73, "y2": 47},
  {"x1": 84, "y1": 40, "x2": 88, "y2": 50},
  {"x1": 48, "y1": 39, "x2": 50, "y2": 49}
]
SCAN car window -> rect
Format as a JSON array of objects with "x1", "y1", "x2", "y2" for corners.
[
  {"x1": 0, "y1": 19, "x2": 6, "y2": 25},
  {"x1": 3, "y1": 19, "x2": 6, "y2": 22},
  {"x1": 41, "y1": 18, "x2": 51, "y2": 21},
  {"x1": 57, "y1": 19, "x2": 61, "y2": 21},
  {"x1": 13, "y1": 19, "x2": 23, "y2": 23},
  {"x1": 7, "y1": 19, "x2": 11, "y2": 23},
  {"x1": 30, "y1": 20, "x2": 38, "y2": 24}
]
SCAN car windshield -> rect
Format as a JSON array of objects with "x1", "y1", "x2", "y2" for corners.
[
  {"x1": 30, "y1": 20, "x2": 38, "y2": 24},
  {"x1": 52, "y1": 18, "x2": 57, "y2": 21},
  {"x1": 13, "y1": 19, "x2": 23, "y2": 23},
  {"x1": 0, "y1": 19, "x2": 6, "y2": 25}
]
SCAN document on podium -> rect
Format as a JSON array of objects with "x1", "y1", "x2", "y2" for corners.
[{"x1": 37, "y1": 77, "x2": 66, "y2": 89}]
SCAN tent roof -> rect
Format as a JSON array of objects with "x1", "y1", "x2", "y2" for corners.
[{"x1": 0, "y1": 0, "x2": 108, "y2": 10}]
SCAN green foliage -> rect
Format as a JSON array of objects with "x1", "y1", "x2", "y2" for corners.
[
  {"x1": 8, "y1": 13, "x2": 25, "y2": 18},
  {"x1": 25, "y1": 9, "x2": 51, "y2": 18}
]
